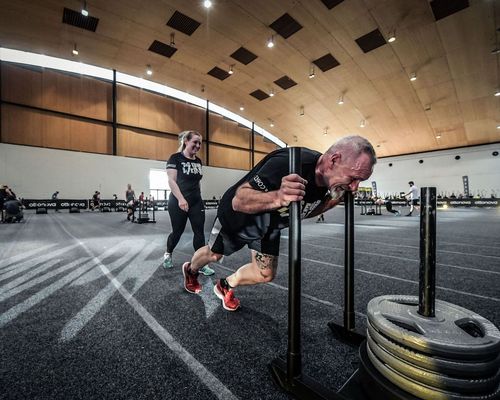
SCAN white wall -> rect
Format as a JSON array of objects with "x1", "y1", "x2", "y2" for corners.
[
  {"x1": 369, "y1": 143, "x2": 500, "y2": 197},
  {"x1": 0, "y1": 143, "x2": 246, "y2": 199}
]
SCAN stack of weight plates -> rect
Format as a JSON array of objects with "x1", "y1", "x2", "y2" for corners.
[{"x1": 365, "y1": 295, "x2": 500, "y2": 400}]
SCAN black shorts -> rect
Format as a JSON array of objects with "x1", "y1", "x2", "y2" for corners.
[
  {"x1": 411, "y1": 199, "x2": 419, "y2": 206},
  {"x1": 208, "y1": 218, "x2": 281, "y2": 257}
]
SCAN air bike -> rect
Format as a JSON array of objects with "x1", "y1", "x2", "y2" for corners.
[{"x1": 269, "y1": 147, "x2": 500, "y2": 400}]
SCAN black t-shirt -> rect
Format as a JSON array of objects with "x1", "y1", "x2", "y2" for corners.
[
  {"x1": 166, "y1": 152, "x2": 203, "y2": 203},
  {"x1": 218, "y1": 148, "x2": 329, "y2": 239}
]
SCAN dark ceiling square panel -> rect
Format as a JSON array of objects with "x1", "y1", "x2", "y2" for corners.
[
  {"x1": 167, "y1": 10, "x2": 201, "y2": 35},
  {"x1": 270, "y1": 13, "x2": 303, "y2": 39},
  {"x1": 148, "y1": 40, "x2": 177, "y2": 58},
  {"x1": 320, "y1": 0, "x2": 345, "y2": 9},
  {"x1": 230, "y1": 47, "x2": 258, "y2": 65},
  {"x1": 250, "y1": 89, "x2": 270, "y2": 101},
  {"x1": 62, "y1": 8, "x2": 99, "y2": 32},
  {"x1": 430, "y1": 0, "x2": 469, "y2": 21},
  {"x1": 355, "y1": 29, "x2": 386, "y2": 53},
  {"x1": 313, "y1": 53, "x2": 340, "y2": 72},
  {"x1": 274, "y1": 75, "x2": 297, "y2": 90},
  {"x1": 207, "y1": 66, "x2": 230, "y2": 81}
]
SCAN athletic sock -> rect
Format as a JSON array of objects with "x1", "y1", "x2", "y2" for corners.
[{"x1": 220, "y1": 278, "x2": 232, "y2": 290}]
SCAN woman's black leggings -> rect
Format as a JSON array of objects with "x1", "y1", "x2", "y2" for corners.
[{"x1": 167, "y1": 196, "x2": 205, "y2": 253}]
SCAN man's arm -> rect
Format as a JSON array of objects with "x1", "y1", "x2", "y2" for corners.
[{"x1": 232, "y1": 174, "x2": 306, "y2": 214}]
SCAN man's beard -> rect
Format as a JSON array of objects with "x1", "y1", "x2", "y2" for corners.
[{"x1": 329, "y1": 187, "x2": 345, "y2": 201}]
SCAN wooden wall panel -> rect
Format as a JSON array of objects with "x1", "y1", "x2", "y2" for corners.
[
  {"x1": 137, "y1": 90, "x2": 176, "y2": 132},
  {"x1": 1, "y1": 105, "x2": 111, "y2": 154},
  {"x1": 117, "y1": 84, "x2": 140, "y2": 126},
  {"x1": 2, "y1": 64, "x2": 43, "y2": 107},
  {"x1": 42, "y1": 69, "x2": 111, "y2": 121},
  {"x1": 254, "y1": 152, "x2": 268, "y2": 166},
  {"x1": 173, "y1": 102, "x2": 206, "y2": 135},
  {"x1": 2, "y1": 63, "x2": 111, "y2": 121},
  {"x1": 254, "y1": 135, "x2": 278, "y2": 153},
  {"x1": 209, "y1": 113, "x2": 251, "y2": 149},
  {"x1": 117, "y1": 128, "x2": 190, "y2": 162},
  {"x1": 1, "y1": 105, "x2": 43, "y2": 146},
  {"x1": 208, "y1": 144, "x2": 251, "y2": 170}
]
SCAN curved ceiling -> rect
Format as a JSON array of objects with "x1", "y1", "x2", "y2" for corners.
[{"x1": 0, "y1": 0, "x2": 499, "y2": 156}]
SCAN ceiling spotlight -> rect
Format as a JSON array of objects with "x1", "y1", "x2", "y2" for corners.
[
  {"x1": 360, "y1": 119, "x2": 366, "y2": 128},
  {"x1": 270, "y1": 120, "x2": 274, "y2": 127},
  {"x1": 72, "y1": 44, "x2": 79, "y2": 56},
  {"x1": 203, "y1": 0, "x2": 212, "y2": 8},
  {"x1": 436, "y1": 134, "x2": 442, "y2": 139},
  {"x1": 267, "y1": 35, "x2": 275, "y2": 48},
  {"x1": 410, "y1": 72, "x2": 417, "y2": 82},
  {"x1": 239, "y1": 105, "x2": 244, "y2": 111},
  {"x1": 299, "y1": 106, "x2": 304, "y2": 116},
  {"x1": 201, "y1": 85, "x2": 205, "y2": 93},
  {"x1": 491, "y1": 48, "x2": 500, "y2": 55},
  {"x1": 495, "y1": 89, "x2": 500, "y2": 97},
  {"x1": 228, "y1": 65, "x2": 234, "y2": 75},
  {"x1": 497, "y1": 125, "x2": 500, "y2": 130},
  {"x1": 308, "y1": 64, "x2": 315, "y2": 79},
  {"x1": 387, "y1": 30, "x2": 396, "y2": 43},
  {"x1": 81, "y1": 1, "x2": 89, "y2": 16},
  {"x1": 170, "y1": 32, "x2": 176, "y2": 47},
  {"x1": 269, "y1": 89, "x2": 275, "y2": 97},
  {"x1": 337, "y1": 95, "x2": 344, "y2": 105},
  {"x1": 146, "y1": 65, "x2": 153, "y2": 76},
  {"x1": 323, "y1": 127, "x2": 328, "y2": 136}
]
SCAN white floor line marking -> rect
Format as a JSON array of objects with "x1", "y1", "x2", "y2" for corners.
[
  {"x1": 302, "y1": 226, "x2": 500, "y2": 252},
  {"x1": 54, "y1": 214, "x2": 239, "y2": 400},
  {"x1": 60, "y1": 241, "x2": 156, "y2": 342},
  {"x1": 201, "y1": 257, "x2": 367, "y2": 316},
  {"x1": 281, "y1": 238, "x2": 500, "y2": 275},
  {"x1": 0, "y1": 258, "x2": 88, "y2": 302},
  {"x1": 0, "y1": 243, "x2": 57, "y2": 271},
  {"x1": 0, "y1": 244, "x2": 80, "y2": 282},
  {"x1": 0, "y1": 259, "x2": 62, "y2": 295},
  {"x1": 279, "y1": 254, "x2": 500, "y2": 303}
]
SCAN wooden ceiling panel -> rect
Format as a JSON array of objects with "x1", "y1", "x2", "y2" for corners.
[
  {"x1": 464, "y1": 120, "x2": 499, "y2": 144},
  {"x1": 1, "y1": 0, "x2": 498, "y2": 154}
]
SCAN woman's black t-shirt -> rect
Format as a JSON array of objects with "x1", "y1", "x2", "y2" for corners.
[
  {"x1": 217, "y1": 147, "x2": 329, "y2": 240},
  {"x1": 166, "y1": 152, "x2": 203, "y2": 203}
]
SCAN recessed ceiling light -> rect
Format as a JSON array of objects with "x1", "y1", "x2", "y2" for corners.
[
  {"x1": 81, "y1": 0, "x2": 88, "y2": 16},
  {"x1": 203, "y1": 0, "x2": 212, "y2": 8},
  {"x1": 496, "y1": 125, "x2": 500, "y2": 130},
  {"x1": 146, "y1": 65, "x2": 152, "y2": 76},
  {"x1": 239, "y1": 105, "x2": 244, "y2": 111},
  {"x1": 387, "y1": 30, "x2": 396, "y2": 43},
  {"x1": 267, "y1": 36, "x2": 275, "y2": 48},
  {"x1": 410, "y1": 72, "x2": 417, "y2": 81}
]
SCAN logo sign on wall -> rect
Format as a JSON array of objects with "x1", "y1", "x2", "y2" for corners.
[
  {"x1": 371, "y1": 181, "x2": 377, "y2": 197},
  {"x1": 462, "y1": 176, "x2": 469, "y2": 197}
]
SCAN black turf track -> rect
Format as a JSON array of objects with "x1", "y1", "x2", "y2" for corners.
[{"x1": 0, "y1": 206, "x2": 499, "y2": 400}]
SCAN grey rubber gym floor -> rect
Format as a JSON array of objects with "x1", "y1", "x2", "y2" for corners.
[{"x1": 1, "y1": 206, "x2": 499, "y2": 399}]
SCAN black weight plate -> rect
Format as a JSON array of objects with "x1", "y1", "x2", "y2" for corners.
[
  {"x1": 367, "y1": 295, "x2": 500, "y2": 360},
  {"x1": 368, "y1": 331, "x2": 500, "y2": 394},
  {"x1": 366, "y1": 340, "x2": 500, "y2": 400},
  {"x1": 367, "y1": 318, "x2": 500, "y2": 378}
]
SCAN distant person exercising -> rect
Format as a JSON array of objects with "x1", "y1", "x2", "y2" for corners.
[
  {"x1": 52, "y1": 191, "x2": 60, "y2": 212},
  {"x1": 163, "y1": 131, "x2": 214, "y2": 276},
  {"x1": 405, "y1": 181, "x2": 420, "y2": 216},
  {"x1": 125, "y1": 184, "x2": 135, "y2": 222},
  {"x1": 181, "y1": 135, "x2": 376, "y2": 311},
  {"x1": 374, "y1": 197, "x2": 400, "y2": 216}
]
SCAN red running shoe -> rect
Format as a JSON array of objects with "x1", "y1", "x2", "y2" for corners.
[
  {"x1": 182, "y1": 262, "x2": 201, "y2": 294},
  {"x1": 213, "y1": 280, "x2": 240, "y2": 311}
]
